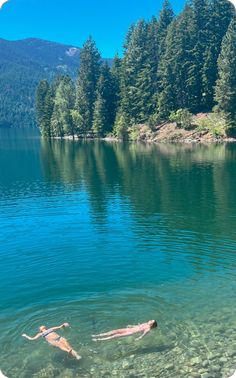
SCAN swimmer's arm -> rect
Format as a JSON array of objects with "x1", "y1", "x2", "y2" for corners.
[
  {"x1": 51, "y1": 323, "x2": 70, "y2": 331},
  {"x1": 135, "y1": 329, "x2": 149, "y2": 341},
  {"x1": 22, "y1": 333, "x2": 42, "y2": 340}
]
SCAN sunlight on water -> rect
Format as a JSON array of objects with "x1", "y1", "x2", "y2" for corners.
[{"x1": 0, "y1": 130, "x2": 236, "y2": 377}]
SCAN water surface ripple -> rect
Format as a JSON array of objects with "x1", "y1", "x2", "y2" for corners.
[{"x1": 1, "y1": 130, "x2": 236, "y2": 377}]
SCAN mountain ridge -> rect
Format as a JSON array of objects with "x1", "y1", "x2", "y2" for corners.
[{"x1": 0, "y1": 37, "x2": 110, "y2": 128}]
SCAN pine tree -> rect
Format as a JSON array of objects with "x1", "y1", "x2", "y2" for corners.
[
  {"x1": 92, "y1": 95, "x2": 106, "y2": 137},
  {"x1": 51, "y1": 76, "x2": 75, "y2": 138},
  {"x1": 35, "y1": 0, "x2": 236, "y2": 138},
  {"x1": 201, "y1": 0, "x2": 234, "y2": 110},
  {"x1": 121, "y1": 20, "x2": 154, "y2": 124},
  {"x1": 149, "y1": 2, "x2": 174, "y2": 117},
  {"x1": 113, "y1": 110, "x2": 128, "y2": 140},
  {"x1": 76, "y1": 37, "x2": 101, "y2": 135},
  {"x1": 110, "y1": 54, "x2": 122, "y2": 116},
  {"x1": 215, "y1": 17, "x2": 236, "y2": 133},
  {"x1": 92, "y1": 62, "x2": 116, "y2": 136},
  {"x1": 158, "y1": 61, "x2": 176, "y2": 119},
  {"x1": 187, "y1": 0, "x2": 210, "y2": 112},
  {"x1": 158, "y1": 7, "x2": 196, "y2": 117},
  {"x1": 157, "y1": 0, "x2": 175, "y2": 59},
  {"x1": 36, "y1": 80, "x2": 53, "y2": 137},
  {"x1": 147, "y1": 17, "x2": 159, "y2": 116}
]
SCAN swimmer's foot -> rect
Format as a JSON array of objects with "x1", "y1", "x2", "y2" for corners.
[
  {"x1": 70, "y1": 350, "x2": 82, "y2": 360},
  {"x1": 75, "y1": 354, "x2": 82, "y2": 361}
]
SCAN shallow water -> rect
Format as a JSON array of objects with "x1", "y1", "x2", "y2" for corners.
[{"x1": 1, "y1": 130, "x2": 236, "y2": 378}]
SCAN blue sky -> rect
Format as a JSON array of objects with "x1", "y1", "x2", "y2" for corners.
[{"x1": 0, "y1": 0, "x2": 185, "y2": 57}]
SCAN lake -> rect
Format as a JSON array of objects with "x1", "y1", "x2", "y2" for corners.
[{"x1": 1, "y1": 129, "x2": 236, "y2": 378}]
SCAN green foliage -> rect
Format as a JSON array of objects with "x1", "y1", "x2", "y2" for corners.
[
  {"x1": 148, "y1": 113, "x2": 161, "y2": 129},
  {"x1": 127, "y1": 125, "x2": 140, "y2": 141},
  {"x1": 202, "y1": 0, "x2": 234, "y2": 110},
  {"x1": 169, "y1": 109, "x2": 193, "y2": 129},
  {"x1": 215, "y1": 17, "x2": 236, "y2": 133},
  {"x1": 34, "y1": 0, "x2": 236, "y2": 139},
  {"x1": 71, "y1": 110, "x2": 84, "y2": 134},
  {"x1": 36, "y1": 80, "x2": 53, "y2": 137},
  {"x1": 51, "y1": 76, "x2": 75, "y2": 138},
  {"x1": 110, "y1": 55, "x2": 122, "y2": 115},
  {"x1": 92, "y1": 63, "x2": 116, "y2": 136},
  {"x1": 195, "y1": 112, "x2": 226, "y2": 137},
  {"x1": 157, "y1": 0, "x2": 234, "y2": 118},
  {"x1": 157, "y1": 17, "x2": 179, "y2": 119},
  {"x1": 76, "y1": 37, "x2": 101, "y2": 134},
  {"x1": 92, "y1": 95, "x2": 106, "y2": 137},
  {"x1": 121, "y1": 20, "x2": 150, "y2": 125},
  {"x1": 113, "y1": 111, "x2": 128, "y2": 139},
  {"x1": 129, "y1": 124, "x2": 154, "y2": 141},
  {"x1": 156, "y1": 0, "x2": 175, "y2": 73},
  {"x1": 120, "y1": 1, "x2": 175, "y2": 126}
]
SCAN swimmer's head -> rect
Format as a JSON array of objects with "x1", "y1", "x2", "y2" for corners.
[
  {"x1": 148, "y1": 320, "x2": 158, "y2": 329},
  {"x1": 39, "y1": 325, "x2": 47, "y2": 332}
]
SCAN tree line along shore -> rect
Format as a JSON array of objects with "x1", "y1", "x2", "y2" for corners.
[{"x1": 36, "y1": 0, "x2": 236, "y2": 142}]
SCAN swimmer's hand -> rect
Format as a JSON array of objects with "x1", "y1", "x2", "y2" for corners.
[
  {"x1": 22, "y1": 333, "x2": 41, "y2": 340},
  {"x1": 135, "y1": 330, "x2": 149, "y2": 341},
  {"x1": 63, "y1": 322, "x2": 69, "y2": 327}
]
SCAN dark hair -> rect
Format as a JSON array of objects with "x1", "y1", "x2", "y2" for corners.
[{"x1": 151, "y1": 320, "x2": 158, "y2": 329}]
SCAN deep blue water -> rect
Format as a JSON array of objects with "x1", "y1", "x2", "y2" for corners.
[{"x1": 1, "y1": 130, "x2": 236, "y2": 378}]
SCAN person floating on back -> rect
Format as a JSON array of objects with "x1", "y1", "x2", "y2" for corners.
[
  {"x1": 92, "y1": 320, "x2": 157, "y2": 341},
  {"x1": 22, "y1": 323, "x2": 81, "y2": 360}
]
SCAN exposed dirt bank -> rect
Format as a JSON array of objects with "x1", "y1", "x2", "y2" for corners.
[{"x1": 128, "y1": 114, "x2": 236, "y2": 144}]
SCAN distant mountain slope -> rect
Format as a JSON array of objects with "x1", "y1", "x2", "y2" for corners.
[{"x1": 0, "y1": 38, "x2": 82, "y2": 127}]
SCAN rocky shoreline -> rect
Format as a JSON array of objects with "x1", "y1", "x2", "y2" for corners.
[
  {"x1": 52, "y1": 113, "x2": 236, "y2": 144},
  {"x1": 125, "y1": 124, "x2": 236, "y2": 144}
]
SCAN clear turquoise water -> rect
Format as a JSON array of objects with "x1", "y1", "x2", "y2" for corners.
[{"x1": 1, "y1": 130, "x2": 236, "y2": 378}]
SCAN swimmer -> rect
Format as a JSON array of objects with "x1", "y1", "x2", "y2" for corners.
[
  {"x1": 92, "y1": 320, "x2": 157, "y2": 341},
  {"x1": 22, "y1": 323, "x2": 81, "y2": 360}
]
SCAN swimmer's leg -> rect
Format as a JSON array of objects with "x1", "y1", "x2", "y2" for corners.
[
  {"x1": 93, "y1": 333, "x2": 128, "y2": 341},
  {"x1": 92, "y1": 330, "x2": 117, "y2": 337},
  {"x1": 51, "y1": 338, "x2": 82, "y2": 360},
  {"x1": 92, "y1": 328, "x2": 127, "y2": 338},
  {"x1": 70, "y1": 349, "x2": 82, "y2": 360}
]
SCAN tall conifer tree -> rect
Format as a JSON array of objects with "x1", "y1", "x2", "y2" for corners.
[
  {"x1": 92, "y1": 63, "x2": 115, "y2": 136},
  {"x1": 36, "y1": 80, "x2": 53, "y2": 137},
  {"x1": 110, "y1": 54, "x2": 123, "y2": 117},
  {"x1": 157, "y1": 0, "x2": 174, "y2": 59},
  {"x1": 158, "y1": 6, "x2": 196, "y2": 117},
  {"x1": 215, "y1": 18, "x2": 236, "y2": 132},
  {"x1": 201, "y1": 0, "x2": 234, "y2": 110},
  {"x1": 51, "y1": 76, "x2": 75, "y2": 138},
  {"x1": 121, "y1": 20, "x2": 154, "y2": 124},
  {"x1": 76, "y1": 37, "x2": 101, "y2": 135}
]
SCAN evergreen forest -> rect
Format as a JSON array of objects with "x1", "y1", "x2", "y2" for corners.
[{"x1": 36, "y1": 0, "x2": 236, "y2": 139}]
